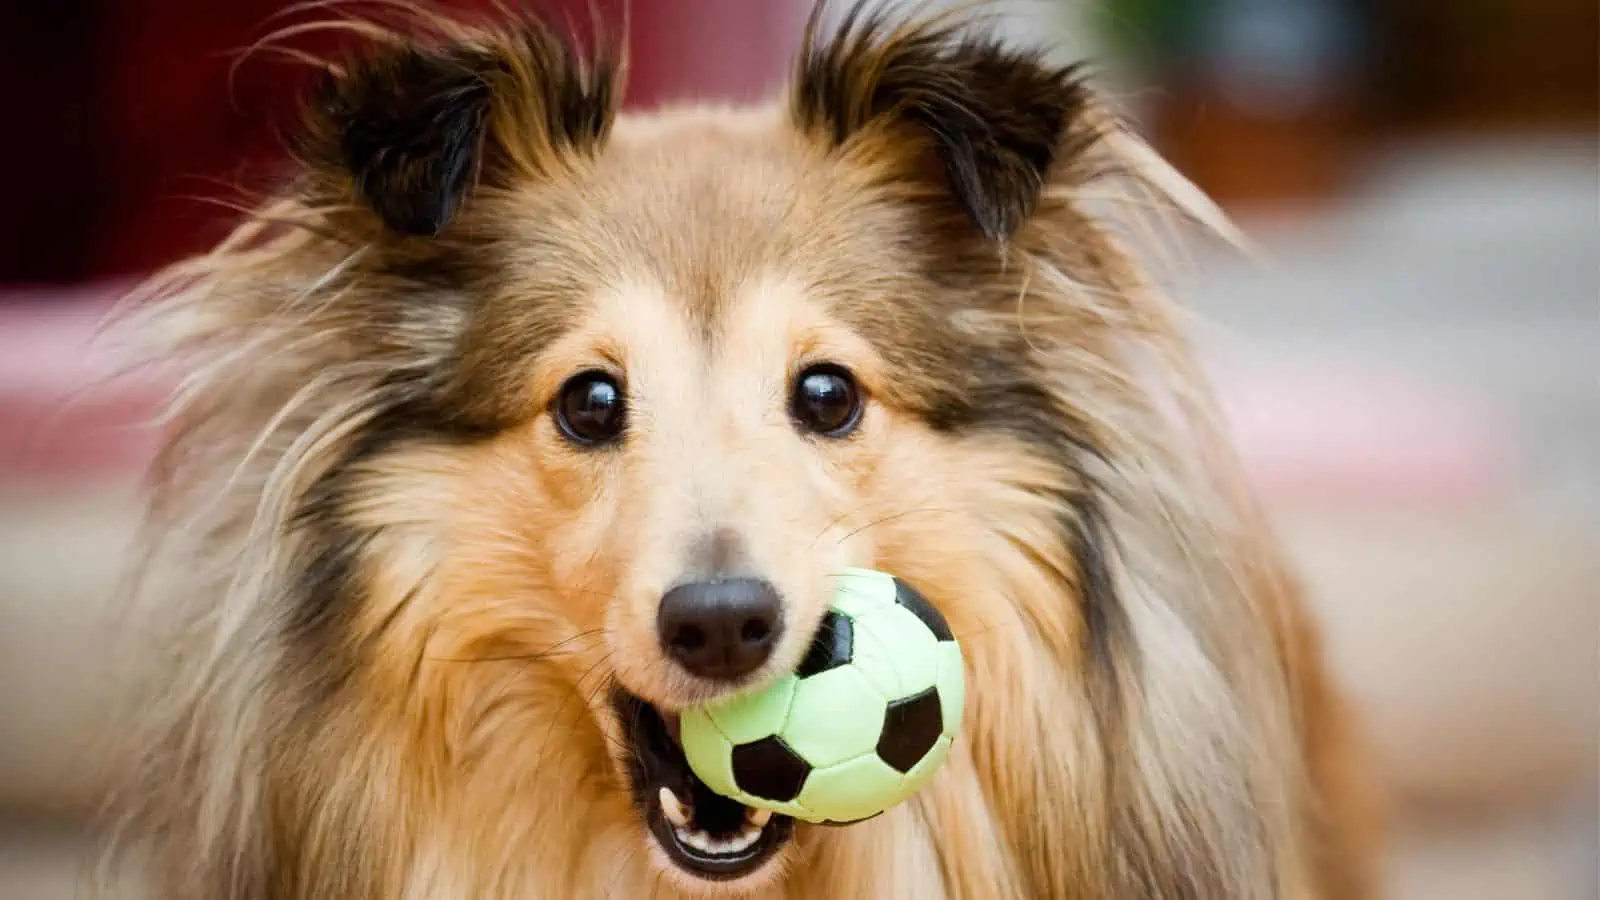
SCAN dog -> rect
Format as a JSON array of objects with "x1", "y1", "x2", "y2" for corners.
[{"x1": 107, "y1": 3, "x2": 1380, "y2": 897}]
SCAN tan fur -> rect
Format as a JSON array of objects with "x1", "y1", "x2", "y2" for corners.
[{"x1": 105, "y1": 5, "x2": 1380, "y2": 898}]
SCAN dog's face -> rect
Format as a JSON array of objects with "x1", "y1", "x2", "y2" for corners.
[
  {"x1": 200, "y1": 9, "x2": 1129, "y2": 894},
  {"x1": 449, "y1": 121, "x2": 925, "y2": 710},
  {"x1": 350, "y1": 115, "x2": 1064, "y2": 886},
  {"x1": 419, "y1": 133, "x2": 963, "y2": 882}
]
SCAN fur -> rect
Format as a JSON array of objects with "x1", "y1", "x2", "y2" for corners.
[{"x1": 105, "y1": 3, "x2": 1380, "y2": 898}]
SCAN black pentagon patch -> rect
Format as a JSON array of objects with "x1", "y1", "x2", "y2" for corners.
[
  {"x1": 730, "y1": 735, "x2": 811, "y2": 802},
  {"x1": 796, "y1": 609, "x2": 854, "y2": 678},
  {"x1": 876, "y1": 686, "x2": 943, "y2": 774},
  {"x1": 891, "y1": 578, "x2": 953, "y2": 642}
]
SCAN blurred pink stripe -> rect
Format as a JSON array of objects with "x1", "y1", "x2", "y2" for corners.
[
  {"x1": 0, "y1": 284, "x2": 163, "y2": 478},
  {"x1": 1212, "y1": 360, "x2": 1513, "y2": 507}
]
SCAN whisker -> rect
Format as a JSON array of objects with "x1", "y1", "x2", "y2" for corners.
[
  {"x1": 527, "y1": 651, "x2": 617, "y2": 786},
  {"x1": 834, "y1": 507, "x2": 960, "y2": 545},
  {"x1": 602, "y1": 841, "x2": 647, "y2": 899},
  {"x1": 809, "y1": 504, "x2": 962, "y2": 552},
  {"x1": 426, "y1": 627, "x2": 606, "y2": 664}
]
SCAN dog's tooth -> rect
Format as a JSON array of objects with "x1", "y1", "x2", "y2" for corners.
[
  {"x1": 658, "y1": 787, "x2": 690, "y2": 828},
  {"x1": 672, "y1": 821, "x2": 765, "y2": 858},
  {"x1": 678, "y1": 828, "x2": 712, "y2": 853},
  {"x1": 747, "y1": 807, "x2": 772, "y2": 828}
]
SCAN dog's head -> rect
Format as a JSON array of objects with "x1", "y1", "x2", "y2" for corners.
[{"x1": 125, "y1": 5, "x2": 1249, "y2": 897}]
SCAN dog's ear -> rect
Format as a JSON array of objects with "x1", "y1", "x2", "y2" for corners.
[
  {"x1": 793, "y1": 9, "x2": 1097, "y2": 241},
  {"x1": 300, "y1": 22, "x2": 618, "y2": 237}
]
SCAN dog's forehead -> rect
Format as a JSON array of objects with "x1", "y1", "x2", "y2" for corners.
[
  {"x1": 461, "y1": 109, "x2": 925, "y2": 427},
  {"x1": 472, "y1": 102, "x2": 952, "y2": 427},
  {"x1": 512, "y1": 107, "x2": 878, "y2": 333},
  {"x1": 597, "y1": 111, "x2": 812, "y2": 276}
]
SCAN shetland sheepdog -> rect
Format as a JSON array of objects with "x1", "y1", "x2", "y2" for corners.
[{"x1": 108, "y1": 3, "x2": 1379, "y2": 897}]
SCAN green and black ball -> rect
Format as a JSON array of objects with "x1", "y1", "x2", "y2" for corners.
[{"x1": 680, "y1": 569, "x2": 965, "y2": 825}]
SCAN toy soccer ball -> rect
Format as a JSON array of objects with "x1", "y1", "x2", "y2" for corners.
[{"x1": 679, "y1": 568, "x2": 964, "y2": 825}]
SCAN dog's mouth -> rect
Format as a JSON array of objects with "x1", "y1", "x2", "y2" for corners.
[{"x1": 613, "y1": 690, "x2": 794, "y2": 881}]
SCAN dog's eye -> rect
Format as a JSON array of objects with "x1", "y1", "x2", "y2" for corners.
[
  {"x1": 791, "y1": 364, "x2": 862, "y2": 437},
  {"x1": 555, "y1": 372, "x2": 626, "y2": 446}
]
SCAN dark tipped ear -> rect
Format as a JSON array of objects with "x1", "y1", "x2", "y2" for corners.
[
  {"x1": 793, "y1": 10, "x2": 1097, "y2": 241},
  {"x1": 303, "y1": 21, "x2": 619, "y2": 237},
  {"x1": 315, "y1": 47, "x2": 493, "y2": 236}
]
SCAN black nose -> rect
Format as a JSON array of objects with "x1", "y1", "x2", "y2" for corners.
[{"x1": 657, "y1": 578, "x2": 783, "y2": 680}]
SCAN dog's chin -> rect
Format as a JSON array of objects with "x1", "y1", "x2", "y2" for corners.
[{"x1": 611, "y1": 690, "x2": 795, "y2": 888}]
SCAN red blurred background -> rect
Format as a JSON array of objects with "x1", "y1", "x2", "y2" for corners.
[
  {"x1": 2, "y1": 0, "x2": 1593, "y2": 287},
  {"x1": 0, "y1": 0, "x2": 810, "y2": 285}
]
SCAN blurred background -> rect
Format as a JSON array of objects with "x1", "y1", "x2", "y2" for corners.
[{"x1": 0, "y1": 1, "x2": 1593, "y2": 897}]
